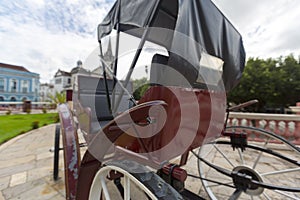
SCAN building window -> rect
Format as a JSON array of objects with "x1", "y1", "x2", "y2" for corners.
[
  {"x1": 10, "y1": 97, "x2": 16, "y2": 101},
  {"x1": 22, "y1": 80, "x2": 28, "y2": 93},
  {"x1": 55, "y1": 78, "x2": 62, "y2": 84},
  {"x1": 0, "y1": 96, "x2": 4, "y2": 101},
  {"x1": 0, "y1": 78, "x2": 4, "y2": 92},
  {"x1": 10, "y1": 79, "x2": 17, "y2": 92},
  {"x1": 32, "y1": 78, "x2": 35, "y2": 92},
  {"x1": 68, "y1": 78, "x2": 71, "y2": 84}
]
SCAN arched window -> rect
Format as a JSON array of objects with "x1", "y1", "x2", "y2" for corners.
[
  {"x1": 0, "y1": 96, "x2": 4, "y2": 101},
  {"x1": 10, "y1": 97, "x2": 16, "y2": 101}
]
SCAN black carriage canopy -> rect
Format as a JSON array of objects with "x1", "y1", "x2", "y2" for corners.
[{"x1": 98, "y1": 0, "x2": 246, "y2": 91}]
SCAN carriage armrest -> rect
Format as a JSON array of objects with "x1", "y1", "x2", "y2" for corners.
[
  {"x1": 82, "y1": 100, "x2": 167, "y2": 143},
  {"x1": 102, "y1": 100, "x2": 168, "y2": 130},
  {"x1": 88, "y1": 100, "x2": 168, "y2": 155},
  {"x1": 227, "y1": 99, "x2": 258, "y2": 112}
]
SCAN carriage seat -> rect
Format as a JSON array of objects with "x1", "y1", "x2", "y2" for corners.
[
  {"x1": 150, "y1": 53, "x2": 195, "y2": 88},
  {"x1": 77, "y1": 75, "x2": 132, "y2": 134}
]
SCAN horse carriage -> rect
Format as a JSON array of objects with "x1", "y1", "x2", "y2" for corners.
[{"x1": 53, "y1": 0, "x2": 300, "y2": 199}]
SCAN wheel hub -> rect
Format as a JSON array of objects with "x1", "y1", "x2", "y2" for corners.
[{"x1": 233, "y1": 166, "x2": 264, "y2": 195}]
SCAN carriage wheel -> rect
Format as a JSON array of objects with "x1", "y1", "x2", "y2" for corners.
[
  {"x1": 89, "y1": 160, "x2": 182, "y2": 200},
  {"x1": 53, "y1": 124, "x2": 60, "y2": 181},
  {"x1": 198, "y1": 126, "x2": 300, "y2": 199}
]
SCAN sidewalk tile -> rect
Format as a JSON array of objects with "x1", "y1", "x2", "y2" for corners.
[
  {"x1": 27, "y1": 167, "x2": 51, "y2": 182},
  {"x1": 2, "y1": 179, "x2": 44, "y2": 199},
  {"x1": 0, "y1": 176, "x2": 10, "y2": 191},
  {"x1": 10, "y1": 172, "x2": 27, "y2": 187},
  {"x1": 0, "y1": 162, "x2": 35, "y2": 178},
  {"x1": 0, "y1": 191, "x2": 4, "y2": 200},
  {"x1": 0, "y1": 155, "x2": 35, "y2": 169}
]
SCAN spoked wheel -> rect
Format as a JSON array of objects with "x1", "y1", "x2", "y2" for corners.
[
  {"x1": 198, "y1": 126, "x2": 300, "y2": 200},
  {"x1": 53, "y1": 124, "x2": 61, "y2": 181},
  {"x1": 89, "y1": 160, "x2": 182, "y2": 200}
]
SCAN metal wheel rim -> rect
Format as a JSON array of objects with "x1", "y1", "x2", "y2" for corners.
[
  {"x1": 89, "y1": 165, "x2": 158, "y2": 200},
  {"x1": 198, "y1": 126, "x2": 300, "y2": 200}
]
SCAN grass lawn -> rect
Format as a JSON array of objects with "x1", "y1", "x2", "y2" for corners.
[{"x1": 0, "y1": 113, "x2": 58, "y2": 144}]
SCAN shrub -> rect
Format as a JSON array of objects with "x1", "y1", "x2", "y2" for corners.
[
  {"x1": 54, "y1": 113, "x2": 60, "y2": 123},
  {"x1": 42, "y1": 107, "x2": 47, "y2": 114},
  {"x1": 6, "y1": 110, "x2": 11, "y2": 115},
  {"x1": 26, "y1": 109, "x2": 31, "y2": 114},
  {"x1": 32, "y1": 121, "x2": 39, "y2": 129}
]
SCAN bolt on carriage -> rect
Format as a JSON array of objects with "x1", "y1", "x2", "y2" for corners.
[{"x1": 53, "y1": 0, "x2": 300, "y2": 199}]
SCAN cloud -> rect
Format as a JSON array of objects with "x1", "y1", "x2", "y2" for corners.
[
  {"x1": 0, "y1": 0, "x2": 114, "y2": 82},
  {"x1": 1, "y1": 0, "x2": 300, "y2": 83},
  {"x1": 212, "y1": 0, "x2": 300, "y2": 58}
]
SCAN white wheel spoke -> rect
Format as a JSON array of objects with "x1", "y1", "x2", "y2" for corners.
[
  {"x1": 124, "y1": 176, "x2": 130, "y2": 200},
  {"x1": 237, "y1": 148, "x2": 244, "y2": 165},
  {"x1": 100, "y1": 175, "x2": 111, "y2": 200},
  {"x1": 89, "y1": 164, "x2": 162, "y2": 200},
  {"x1": 273, "y1": 190, "x2": 300, "y2": 200},
  {"x1": 263, "y1": 192, "x2": 272, "y2": 200},
  {"x1": 213, "y1": 144, "x2": 235, "y2": 168},
  {"x1": 261, "y1": 167, "x2": 300, "y2": 176},
  {"x1": 207, "y1": 181, "x2": 233, "y2": 188},
  {"x1": 199, "y1": 126, "x2": 300, "y2": 200},
  {"x1": 252, "y1": 138, "x2": 270, "y2": 169}
]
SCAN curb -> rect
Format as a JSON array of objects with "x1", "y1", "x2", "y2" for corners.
[{"x1": 0, "y1": 124, "x2": 57, "y2": 152}]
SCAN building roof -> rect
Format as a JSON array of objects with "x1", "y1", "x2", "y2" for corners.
[
  {"x1": 70, "y1": 60, "x2": 90, "y2": 75},
  {"x1": 54, "y1": 69, "x2": 71, "y2": 77},
  {"x1": 0, "y1": 63, "x2": 30, "y2": 72},
  {"x1": 70, "y1": 66, "x2": 89, "y2": 75}
]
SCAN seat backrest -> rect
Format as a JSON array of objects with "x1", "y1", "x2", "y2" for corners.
[
  {"x1": 77, "y1": 75, "x2": 133, "y2": 123},
  {"x1": 150, "y1": 53, "x2": 195, "y2": 88},
  {"x1": 150, "y1": 54, "x2": 169, "y2": 84},
  {"x1": 78, "y1": 75, "x2": 113, "y2": 122}
]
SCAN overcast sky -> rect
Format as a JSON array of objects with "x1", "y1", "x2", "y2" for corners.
[{"x1": 0, "y1": 0, "x2": 300, "y2": 83}]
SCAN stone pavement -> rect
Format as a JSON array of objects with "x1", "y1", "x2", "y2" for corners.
[
  {"x1": 0, "y1": 124, "x2": 299, "y2": 199},
  {"x1": 0, "y1": 124, "x2": 65, "y2": 200}
]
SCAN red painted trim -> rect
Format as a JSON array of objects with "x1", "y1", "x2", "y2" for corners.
[{"x1": 58, "y1": 104, "x2": 81, "y2": 200}]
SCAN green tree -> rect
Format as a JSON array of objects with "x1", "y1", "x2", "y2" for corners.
[
  {"x1": 228, "y1": 55, "x2": 300, "y2": 112},
  {"x1": 48, "y1": 91, "x2": 66, "y2": 104},
  {"x1": 132, "y1": 77, "x2": 149, "y2": 100}
]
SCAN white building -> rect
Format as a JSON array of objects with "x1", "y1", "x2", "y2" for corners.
[
  {"x1": 39, "y1": 83, "x2": 54, "y2": 101},
  {"x1": 53, "y1": 69, "x2": 71, "y2": 93}
]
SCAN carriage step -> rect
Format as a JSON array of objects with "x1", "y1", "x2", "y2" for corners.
[{"x1": 180, "y1": 189, "x2": 205, "y2": 200}]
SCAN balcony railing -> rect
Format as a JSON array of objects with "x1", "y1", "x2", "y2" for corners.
[{"x1": 228, "y1": 112, "x2": 300, "y2": 145}]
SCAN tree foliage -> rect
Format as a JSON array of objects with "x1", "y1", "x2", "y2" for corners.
[
  {"x1": 228, "y1": 55, "x2": 300, "y2": 112},
  {"x1": 48, "y1": 91, "x2": 66, "y2": 104},
  {"x1": 132, "y1": 77, "x2": 149, "y2": 100}
]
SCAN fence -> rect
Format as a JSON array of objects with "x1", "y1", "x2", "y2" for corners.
[{"x1": 228, "y1": 112, "x2": 300, "y2": 145}]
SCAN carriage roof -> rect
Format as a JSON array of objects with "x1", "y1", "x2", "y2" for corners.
[{"x1": 97, "y1": 0, "x2": 246, "y2": 91}]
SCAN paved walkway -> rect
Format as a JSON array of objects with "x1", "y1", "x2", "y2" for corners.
[
  {"x1": 0, "y1": 124, "x2": 65, "y2": 200},
  {"x1": 0, "y1": 124, "x2": 299, "y2": 199}
]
